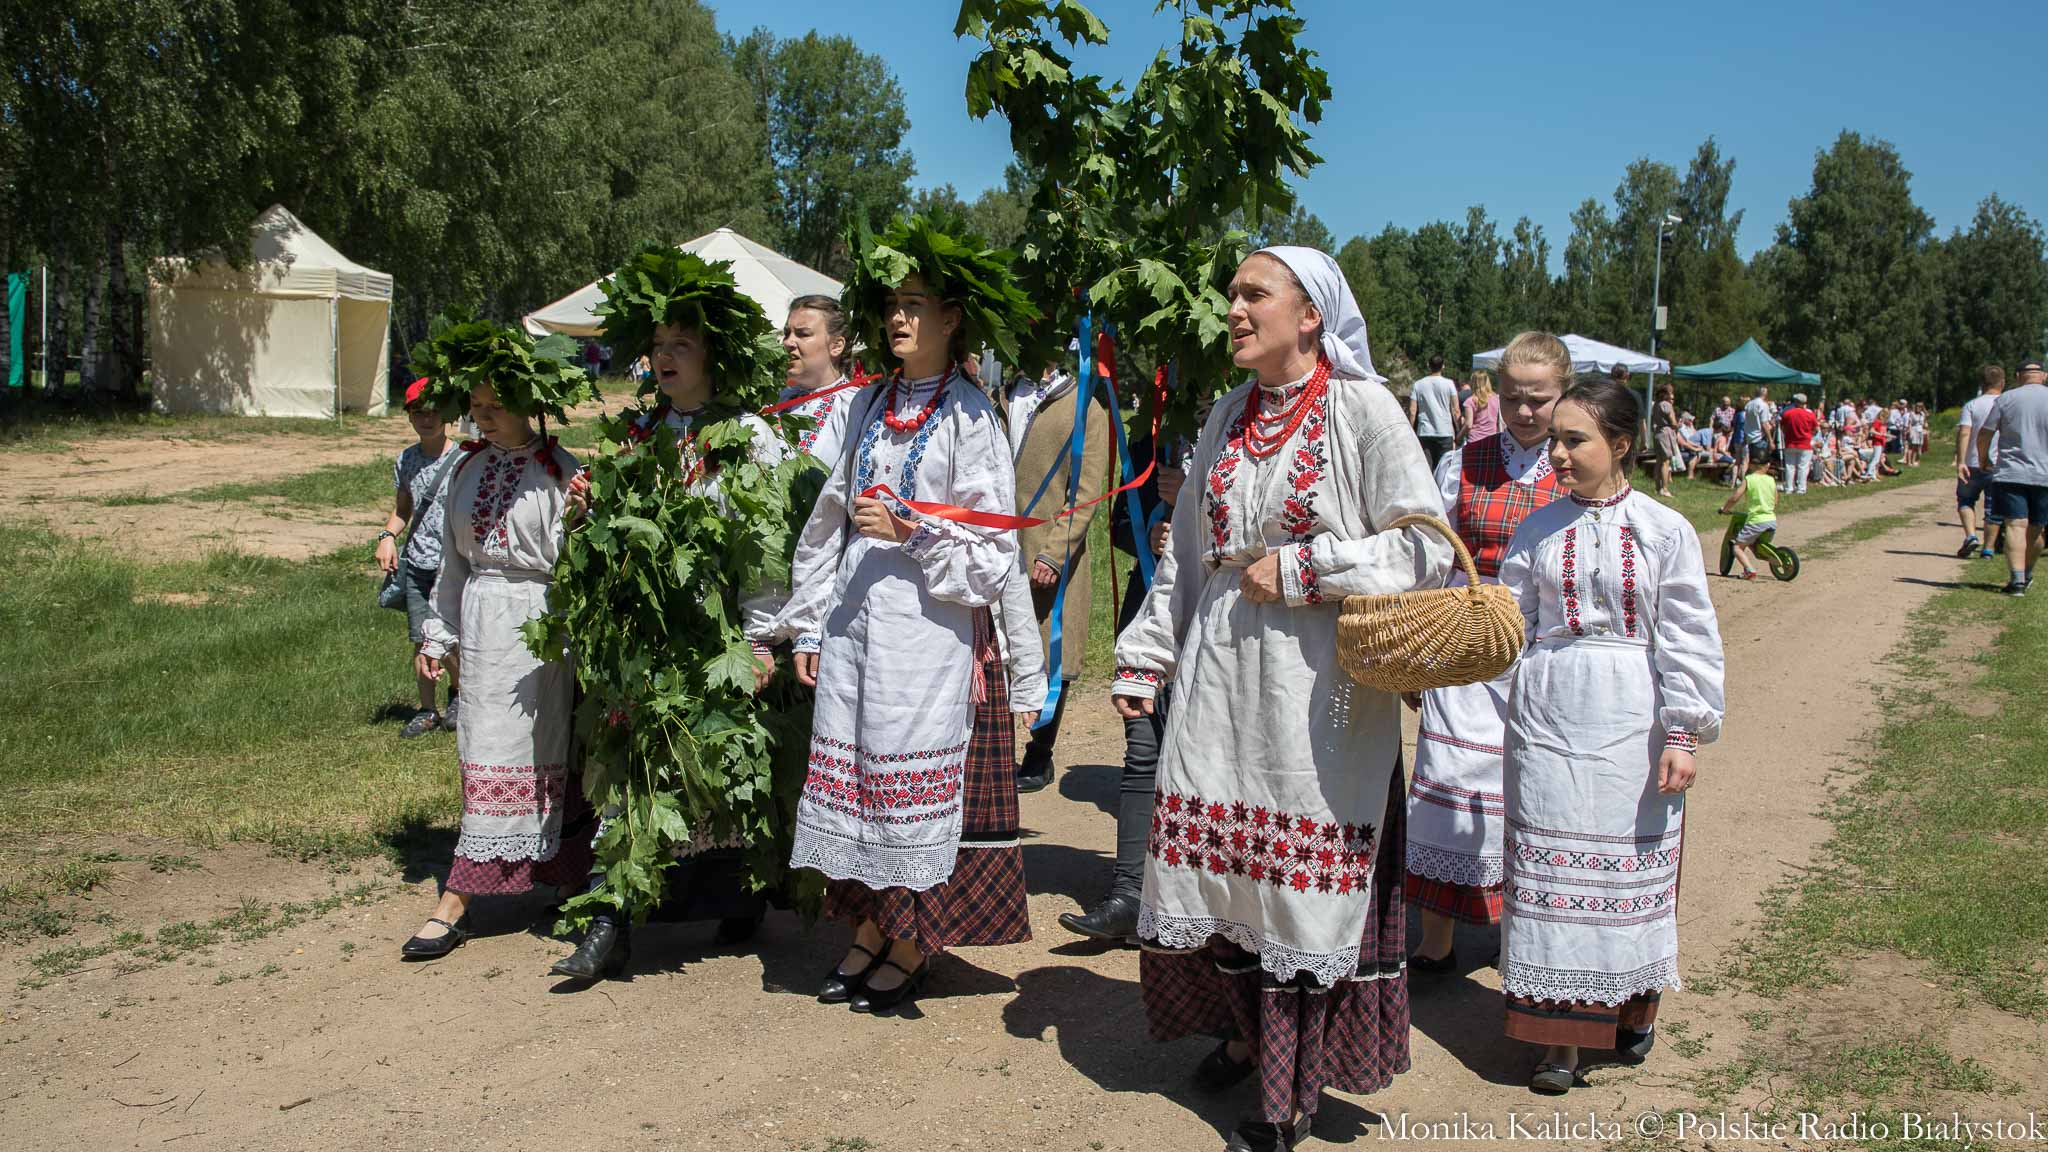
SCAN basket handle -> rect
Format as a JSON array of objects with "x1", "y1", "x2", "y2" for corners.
[{"x1": 1382, "y1": 512, "x2": 1481, "y2": 588}]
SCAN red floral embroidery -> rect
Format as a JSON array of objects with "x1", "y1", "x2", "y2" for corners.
[
  {"x1": 460, "y1": 762, "x2": 570, "y2": 819},
  {"x1": 469, "y1": 452, "x2": 528, "y2": 556},
  {"x1": 1149, "y1": 790, "x2": 1376, "y2": 896},
  {"x1": 1560, "y1": 527, "x2": 1582, "y2": 635},
  {"x1": 793, "y1": 392, "x2": 839, "y2": 455},
  {"x1": 1619, "y1": 525, "x2": 1639, "y2": 637},
  {"x1": 1292, "y1": 543, "x2": 1322, "y2": 605},
  {"x1": 800, "y1": 736, "x2": 967, "y2": 827},
  {"x1": 1277, "y1": 395, "x2": 1329, "y2": 540},
  {"x1": 1115, "y1": 667, "x2": 1163, "y2": 687},
  {"x1": 1205, "y1": 417, "x2": 1247, "y2": 557},
  {"x1": 1664, "y1": 728, "x2": 1699, "y2": 753}
]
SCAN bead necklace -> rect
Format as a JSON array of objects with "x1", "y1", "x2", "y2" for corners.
[
  {"x1": 1242, "y1": 357, "x2": 1330, "y2": 460},
  {"x1": 880, "y1": 372, "x2": 949, "y2": 434}
]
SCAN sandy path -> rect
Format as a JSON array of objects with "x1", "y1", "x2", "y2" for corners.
[
  {"x1": 4, "y1": 418, "x2": 423, "y2": 562},
  {"x1": 0, "y1": 477, "x2": 1999, "y2": 1152}
]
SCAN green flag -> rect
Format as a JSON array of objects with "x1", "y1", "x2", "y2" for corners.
[{"x1": 5, "y1": 273, "x2": 25, "y2": 389}]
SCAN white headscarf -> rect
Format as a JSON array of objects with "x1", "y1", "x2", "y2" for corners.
[{"x1": 1254, "y1": 245, "x2": 1383, "y2": 383}]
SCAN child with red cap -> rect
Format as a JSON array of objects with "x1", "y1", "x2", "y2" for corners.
[{"x1": 377, "y1": 376, "x2": 462, "y2": 737}]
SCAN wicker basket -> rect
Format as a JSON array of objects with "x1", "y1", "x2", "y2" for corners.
[{"x1": 1334, "y1": 513, "x2": 1525, "y2": 693}]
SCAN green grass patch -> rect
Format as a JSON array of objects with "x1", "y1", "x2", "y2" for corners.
[
  {"x1": 0, "y1": 408, "x2": 384, "y2": 453},
  {"x1": 177, "y1": 457, "x2": 395, "y2": 510},
  {"x1": 0, "y1": 525, "x2": 458, "y2": 856},
  {"x1": 1720, "y1": 552, "x2": 2048, "y2": 1017}
]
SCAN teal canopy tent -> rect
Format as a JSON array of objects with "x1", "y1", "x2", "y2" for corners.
[{"x1": 1672, "y1": 338, "x2": 1820, "y2": 387}]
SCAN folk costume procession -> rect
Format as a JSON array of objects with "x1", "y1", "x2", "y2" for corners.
[
  {"x1": 1404, "y1": 333, "x2": 1570, "y2": 969},
  {"x1": 396, "y1": 208, "x2": 1729, "y2": 1142}
]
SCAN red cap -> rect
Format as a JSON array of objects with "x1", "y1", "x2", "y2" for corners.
[{"x1": 404, "y1": 376, "x2": 430, "y2": 408}]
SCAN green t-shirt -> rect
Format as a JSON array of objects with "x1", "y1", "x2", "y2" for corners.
[{"x1": 1737, "y1": 472, "x2": 1777, "y2": 520}]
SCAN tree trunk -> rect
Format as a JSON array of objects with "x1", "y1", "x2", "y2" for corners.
[
  {"x1": 101, "y1": 218, "x2": 140, "y2": 402},
  {"x1": 48, "y1": 245, "x2": 70, "y2": 392},
  {"x1": 79, "y1": 250, "x2": 106, "y2": 397}
]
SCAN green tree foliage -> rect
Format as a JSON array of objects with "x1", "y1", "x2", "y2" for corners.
[
  {"x1": 1929, "y1": 194, "x2": 2048, "y2": 393},
  {"x1": 730, "y1": 29, "x2": 916, "y2": 278},
  {"x1": 909, "y1": 164, "x2": 1036, "y2": 250},
  {"x1": 1767, "y1": 132, "x2": 1937, "y2": 401}
]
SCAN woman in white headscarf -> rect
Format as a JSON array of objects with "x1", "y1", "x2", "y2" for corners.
[{"x1": 1111, "y1": 248, "x2": 1451, "y2": 1151}]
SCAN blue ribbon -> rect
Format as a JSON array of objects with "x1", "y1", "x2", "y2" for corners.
[{"x1": 1035, "y1": 314, "x2": 1093, "y2": 729}]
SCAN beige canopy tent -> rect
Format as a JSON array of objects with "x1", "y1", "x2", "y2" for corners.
[
  {"x1": 523, "y1": 227, "x2": 840, "y2": 338},
  {"x1": 149, "y1": 205, "x2": 392, "y2": 417}
]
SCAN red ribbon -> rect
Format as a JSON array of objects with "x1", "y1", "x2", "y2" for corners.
[
  {"x1": 858, "y1": 361, "x2": 1166, "y2": 531},
  {"x1": 759, "y1": 364, "x2": 883, "y2": 416}
]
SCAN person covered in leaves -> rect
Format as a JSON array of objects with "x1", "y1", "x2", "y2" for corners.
[
  {"x1": 546, "y1": 247, "x2": 815, "y2": 981},
  {"x1": 400, "y1": 316, "x2": 598, "y2": 960},
  {"x1": 1109, "y1": 247, "x2": 1451, "y2": 1151},
  {"x1": 771, "y1": 215, "x2": 1038, "y2": 1015}
]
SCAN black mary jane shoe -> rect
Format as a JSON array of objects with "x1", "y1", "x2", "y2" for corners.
[
  {"x1": 818, "y1": 943, "x2": 884, "y2": 1005},
  {"x1": 1193, "y1": 1038, "x2": 1255, "y2": 1094},
  {"x1": 848, "y1": 957, "x2": 928, "y2": 1015},
  {"x1": 400, "y1": 915, "x2": 469, "y2": 961},
  {"x1": 1057, "y1": 891, "x2": 1140, "y2": 943},
  {"x1": 1014, "y1": 764, "x2": 1053, "y2": 795},
  {"x1": 1406, "y1": 949, "x2": 1458, "y2": 976},
  {"x1": 550, "y1": 917, "x2": 629, "y2": 981},
  {"x1": 1615, "y1": 1026, "x2": 1655, "y2": 1065}
]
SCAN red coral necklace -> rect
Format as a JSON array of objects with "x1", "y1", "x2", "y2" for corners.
[
  {"x1": 881, "y1": 372, "x2": 949, "y2": 434},
  {"x1": 1243, "y1": 357, "x2": 1330, "y2": 460}
]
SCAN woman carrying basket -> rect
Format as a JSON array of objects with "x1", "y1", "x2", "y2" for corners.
[
  {"x1": 1111, "y1": 247, "x2": 1451, "y2": 1152},
  {"x1": 1494, "y1": 377, "x2": 1725, "y2": 1093}
]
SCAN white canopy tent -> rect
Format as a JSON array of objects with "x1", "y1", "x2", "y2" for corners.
[
  {"x1": 524, "y1": 228, "x2": 841, "y2": 338},
  {"x1": 1471, "y1": 333, "x2": 1669, "y2": 377},
  {"x1": 149, "y1": 205, "x2": 392, "y2": 417}
]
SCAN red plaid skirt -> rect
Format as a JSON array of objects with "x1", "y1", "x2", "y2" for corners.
[
  {"x1": 1504, "y1": 992, "x2": 1660, "y2": 1048},
  {"x1": 823, "y1": 638, "x2": 1031, "y2": 954},
  {"x1": 1403, "y1": 873, "x2": 1504, "y2": 926},
  {"x1": 446, "y1": 773, "x2": 596, "y2": 896},
  {"x1": 1139, "y1": 765, "x2": 1411, "y2": 1122}
]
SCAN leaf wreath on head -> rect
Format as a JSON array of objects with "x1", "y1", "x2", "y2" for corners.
[
  {"x1": 594, "y1": 245, "x2": 788, "y2": 416},
  {"x1": 406, "y1": 310, "x2": 597, "y2": 424},
  {"x1": 845, "y1": 212, "x2": 1046, "y2": 377}
]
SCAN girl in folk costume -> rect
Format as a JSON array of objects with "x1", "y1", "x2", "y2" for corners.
[
  {"x1": 1112, "y1": 247, "x2": 1452, "y2": 1152},
  {"x1": 773, "y1": 215, "x2": 1039, "y2": 1014},
  {"x1": 401, "y1": 317, "x2": 597, "y2": 959},
  {"x1": 778, "y1": 293, "x2": 857, "y2": 464},
  {"x1": 1404, "y1": 332, "x2": 1570, "y2": 974},
  {"x1": 1495, "y1": 378, "x2": 1725, "y2": 1093},
  {"x1": 547, "y1": 247, "x2": 811, "y2": 980}
]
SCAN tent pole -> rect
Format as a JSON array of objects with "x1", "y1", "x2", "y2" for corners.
[
  {"x1": 332, "y1": 296, "x2": 341, "y2": 420},
  {"x1": 39, "y1": 265, "x2": 47, "y2": 391},
  {"x1": 1647, "y1": 228, "x2": 1666, "y2": 439}
]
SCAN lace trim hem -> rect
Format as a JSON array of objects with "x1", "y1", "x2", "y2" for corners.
[
  {"x1": 1499, "y1": 955, "x2": 1682, "y2": 1006},
  {"x1": 791, "y1": 836, "x2": 959, "y2": 894},
  {"x1": 453, "y1": 831, "x2": 561, "y2": 864},
  {"x1": 1137, "y1": 905, "x2": 1368, "y2": 987},
  {"x1": 1405, "y1": 843, "x2": 1506, "y2": 886}
]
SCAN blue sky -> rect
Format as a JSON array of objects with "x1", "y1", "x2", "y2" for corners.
[{"x1": 705, "y1": 0, "x2": 2047, "y2": 262}]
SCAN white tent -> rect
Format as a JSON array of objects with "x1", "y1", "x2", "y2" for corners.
[
  {"x1": 149, "y1": 205, "x2": 392, "y2": 417},
  {"x1": 1471, "y1": 333, "x2": 1669, "y2": 377},
  {"x1": 524, "y1": 228, "x2": 841, "y2": 338}
]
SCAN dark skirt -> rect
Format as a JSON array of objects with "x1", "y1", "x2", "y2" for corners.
[
  {"x1": 822, "y1": 640, "x2": 1031, "y2": 954},
  {"x1": 1139, "y1": 766, "x2": 1411, "y2": 1123},
  {"x1": 1505, "y1": 992, "x2": 1661, "y2": 1048},
  {"x1": 1403, "y1": 873, "x2": 1503, "y2": 926}
]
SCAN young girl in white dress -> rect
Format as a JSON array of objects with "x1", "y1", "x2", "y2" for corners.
[{"x1": 1495, "y1": 377, "x2": 1726, "y2": 1093}]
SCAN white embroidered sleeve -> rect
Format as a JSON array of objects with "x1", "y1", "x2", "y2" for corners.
[
  {"x1": 1651, "y1": 523, "x2": 1726, "y2": 745},
  {"x1": 1299, "y1": 421, "x2": 1454, "y2": 599},
  {"x1": 897, "y1": 405, "x2": 1018, "y2": 609},
  {"x1": 419, "y1": 507, "x2": 467, "y2": 660}
]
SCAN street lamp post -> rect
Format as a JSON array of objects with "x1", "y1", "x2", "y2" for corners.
[{"x1": 1647, "y1": 212, "x2": 1682, "y2": 438}]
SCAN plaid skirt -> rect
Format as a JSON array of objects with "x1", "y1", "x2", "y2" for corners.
[
  {"x1": 1403, "y1": 873, "x2": 1504, "y2": 926},
  {"x1": 822, "y1": 636, "x2": 1031, "y2": 954},
  {"x1": 1505, "y1": 991, "x2": 1660, "y2": 1048},
  {"x1": 1139, "y1": 765, "x2": 1411, "y2": 1123},
  {"x1": 446, "y1": 775, "x2": 596, "y2": 896}
]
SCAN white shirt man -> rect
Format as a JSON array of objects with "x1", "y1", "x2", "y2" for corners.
[{"x1": 1409, "y1": 357, "x2": 1460, "y2": 469}]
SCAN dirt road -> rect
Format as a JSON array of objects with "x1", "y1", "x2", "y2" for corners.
[{"x1": 2, "y1": 477, "x2": 2021, "y2": 1151}]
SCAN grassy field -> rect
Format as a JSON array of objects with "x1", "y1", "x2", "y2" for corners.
[{"x1": 0, "y1": 525, "x2": 456, "y2": 862}]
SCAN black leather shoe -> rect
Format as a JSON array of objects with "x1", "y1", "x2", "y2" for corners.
[
  {"x1": 400, "y1": 915, "x2": 469, "y2": 960},
  {"x1": 1014, "y1": 763, "x2": 1053, "y2": 794},
  {"x1": 1058, "y1": 892, "x2": 1140, "y2": 943},
  {"x1": 1223, "y1": 1114, "x2": 1310, "y2": 1152},
  {"x1": 818, "y1": 943, "x2": 883, "y2": 1004},
  {"x1": 714, "y1": 911, "x2": 764, "y2": 947},
  {"x1": 1193, "y1": 1038, "x2": 1255, "y2": 1094},
  {"x1": 550, "y1": 918, "x2": 628, "y2": 980},
  {"x1": 848, "y1": 957, "x2": 928, "y2": 1014},
  {"x1": 1407, "y1": 949, "x2": 1458, "y2": 976},
  {"x1": 1615, "y1": 1026, "x2": 1655, "y2": 1065}
]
